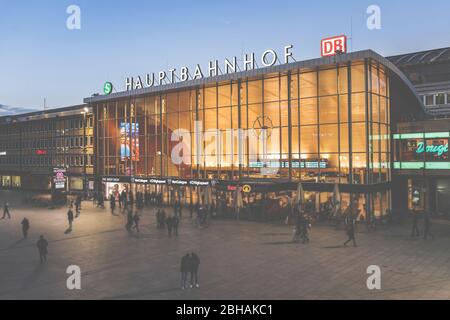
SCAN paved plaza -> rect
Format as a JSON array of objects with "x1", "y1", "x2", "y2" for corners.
[{"x1": 1, "y1": 191, "x2": 450, "y2": 300}]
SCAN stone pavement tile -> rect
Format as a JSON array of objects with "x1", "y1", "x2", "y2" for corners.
[{"x1": 2, "y1": 192, "x2": 450, "y2": 300}]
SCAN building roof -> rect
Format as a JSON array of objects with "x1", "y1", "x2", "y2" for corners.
[
  {"x1": 387, "y1": 47, "x2": 450, "y2": 67},
  {"x1": 0, "y1": 104, "x2": 90, "y2": 124},
  {"x1": 83, "y1": 49, "x2": 429, "y2": 117}
]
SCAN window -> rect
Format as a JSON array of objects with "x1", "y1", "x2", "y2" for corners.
[
  {"x1": 436, "y1": 93, "x2": 446, "y2": 105},
  {"x1": 425, "y1": 95, "x2": 435, "y2": 106}
]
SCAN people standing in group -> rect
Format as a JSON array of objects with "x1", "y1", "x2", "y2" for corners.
[
  {"x1": 423, "y1": 212, "x2": 434, "y2": 240},
  {"x1": 189, "y1": 252, "x2": 200, "y2": 288},
  {"x1": 411, "y1": 211, "x2": 420, "y2": 237},
  {"x1": 344, "y1": 218, "x2": 357, "y2": 247},
  {"x1": 110, "y1": 193, "x2": 116, "y2": 215},
  {"x1": 180, "y1": 253, "x2": 190, "y2": 290},
  {"x1": 67, "y1": 207, "x2": 74, "y2": 230},
  {"x1": 21, "y1": 218, "x2": 30, "y2": 239},
  {"x1": 37, "y1": 235, "x2": 48, "y2": 264},
  {"x1": 2, "y1": 201, "x2": 11, "y2": 219},
  {"x1": 132, "y1": 211, "x2": 140, "y2": 233}
]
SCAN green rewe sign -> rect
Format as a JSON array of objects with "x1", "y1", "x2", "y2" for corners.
[{"x1": 104, "y1": 82, "x2": 113, "y2": 95}]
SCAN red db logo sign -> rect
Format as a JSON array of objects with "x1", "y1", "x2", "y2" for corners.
[{"x1": 321, "y1": 35, "x2": 347, "y2": 57}]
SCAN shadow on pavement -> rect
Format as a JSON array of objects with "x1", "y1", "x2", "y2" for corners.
[{"x1": 7, "y1": 238, "x2": 25, "y2": 249}]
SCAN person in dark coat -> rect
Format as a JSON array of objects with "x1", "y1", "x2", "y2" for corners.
[
  {"x1": 180, "y1": 253, "x2": 190, "y2": 290},
  {"x1": 37, "y1": 235, "x2": 48, "y2": 264},
  {"x1": 178, "y1": 202, "x2": 183, "y2": 218},
  {"x1": 132, "y1": 212, "x2": 140, "y2": 233},
  {"x1": 189, "y1": 202, "x2": 194, "y2": 219},
  {"x1": 128, "y1": 191, "x2": 134, "y2": 208},
  {"x1": 156, "y1": 208, "x2": 161, "y2": 228},
  {"x1": 423, "y1": 212, "x2": 434, "y2": 240},
  {"x1": 301, "y1": 214, "x2": 310, "y2": 244},
  {"x1": 160, "y1": 209, "x2": 167, "y2": 229},
  {"x1": 120, "y1": 190, "x2": 127, "y2": 210},
  {"x1": 173, "y1": 215, "x2": 180, "y2": 237},
  {"x1": 173, "y1": 203, "x2": 178, "y2": 218},
  {"x1": 21, "y1": 218, "x2": 30, "y2": 239},
  {"x1": 75, "y1": 195, "x2": 82, "y2": 217},
  {"x1": 411, "y1": 211, "x2": 420, "y2": 237},
  {"x1": 125, "y1": 209, "x2": 133, "y2": 232},
  {"x1": 190, "y1": 252, "x2": 200, "y2": 288},
  {"x1": 110, "y1": 194, "x2": 116, "y2": 215},
  {"x1": 67, "y1": 208, "x2": 74, "y2": 229},
  {"x1": 166, "y1": 216, "x2": 174, "y2": 238},
  {"x1": 344, "y1": 219, "x2": 357, "y2": 247},
  {"x1": 2, "y1": 201, "x2": 11, "y2": 219}
]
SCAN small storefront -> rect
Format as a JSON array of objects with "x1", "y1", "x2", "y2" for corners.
[{"x1": 0, "y1": 175, "x2": 21, "y2": 189}]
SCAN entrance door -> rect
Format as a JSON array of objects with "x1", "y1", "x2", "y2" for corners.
[{"x1": 436, "y1": 179, "x2": 450, "y2": 216}]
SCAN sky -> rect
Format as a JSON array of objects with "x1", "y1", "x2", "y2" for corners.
[{"x1": 0, "y1": 0, "x2": 449, "y2": 112}]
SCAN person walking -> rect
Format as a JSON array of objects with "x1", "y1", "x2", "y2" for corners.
[
  {"x1": 189, "y1": 202, "x2": 194, "y2": 219},
  {"x1": 125, "y1": 209, "x2": 133, "y2": 232},
  {"x1": 37, "y1": 235, "x2": 48, "y2": 264},
  {"x1": 344, "y1": 219, "x2": 357, "y2": 247},
  {"x1": 160, "y1": 209, "x2": 167, "y2": 229},
  {"x1": 21, "y1": 218, "x2": 30, "y2": 239},
  {"x1": 120, "y1": 189, "x2": 126, "y2": 210},
  {"x1": 423, "y1": 212, "x2": 434, "y2": 240},
  {"x1": 178, "y1": 202, "x2": 182, "y2": 218},
  {"x1": 128, "y1": 191, "x2": 134, "y2": 209},
  {"x1": 156, "y1": 208, "x2": 161, "y2": 228},
  {"x1": 190, "y1": 252, "x2": 200, "y2": 288},
  {"x1": 75, "y1": 195, "x2": 82, "y2": 217},
  {"x1": 166, "y1": 215, "x2": 174, "y2": 238},
  {"x1": 411, "y1": 211, "x2": 420, "y2": 237},
  {"x1": 301, "y1": 214, "x2": 310, "y2": 244},
  {"x1": 180, "y1": 253, "x2": 190, "y2": 290},
  {"x1": 2, "y1": 201, "x2": 11, "y2": 219},
  {"x1": 173, "y1": 203, "x2": 178, "y2": 219},
  {"x1": 110, "y1": 194, "x2": 116, "y2": 215},
  {"x1": 75, "y1": 201, "x2": 81, "y2": 218},
  {"x1": 173, "y1": 215, "x2": 180, "y2": 237},
  {"x1": 132, "y1": 212, "x2": 140, "y2": 233},
  {"x1": 67, "y1": 208, "x2": 74, "y2": 230},
  {"x1": 293, "y1": 213, "x2": 302, "y2": 243}
]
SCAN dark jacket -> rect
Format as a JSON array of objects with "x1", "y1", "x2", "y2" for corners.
[
  {"x1": 166, "y1": 217, "x2": 173, "y2": 228},
  {"x1": 190, "y1": 253, "x2": 200, "y2": 270},
  {"x1": 21, "y1": 218, "x2": 30, "y2": 229},
  {"x1": 67, "y1": 210, "x2": 74, "y2": 221},
  {"x1": 37, "y1": 238, "x2": 48, "y2": 253},
  {"x1": 181, "y1": 255, "x2": 190, "y2": 272}
]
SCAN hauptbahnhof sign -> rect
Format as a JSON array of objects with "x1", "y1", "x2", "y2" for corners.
[{"x1": 124, "y1": 45, "x2": 295, "y2": 91}]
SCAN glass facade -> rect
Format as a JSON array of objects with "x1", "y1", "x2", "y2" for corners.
[
  {"x1": 97, "y1": 60, "x2": 390, "y2": 179},
  {"x1": 95, "y1": 59, "x2": 392, "y2": 219}
]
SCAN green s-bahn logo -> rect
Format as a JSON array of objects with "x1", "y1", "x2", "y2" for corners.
[{"x1": 104, "y1": 82, "x2": 113, "y2": 95}]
